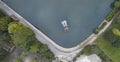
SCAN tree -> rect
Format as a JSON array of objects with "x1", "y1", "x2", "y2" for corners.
[
  {"x1": 13, "y1": 57, "x2": 22, "y2": 62},
  {"x1": 39, "y1": 51, "x2": 54, "y2": 62},
  {"x1": 114, "y1": 0, "x2": 120, "y2": 8},
  {"x1": 30, "y1": 42, "x2": 40, "y2": 53},
  {"x1": 39, "y1": 45, "x2": 48, "y2": 53},
  {"x1": 8, "y1": 22, "x2": 34, "y2": 51},
  {"x1": 0, "y1": 16, "x2": 12, "y2": 32},
  {"x1": 8, "y1": 22, "x2": 54, "y2": 61},
  {"x1": 112, "y1": 28, "x2": 120, "y2": 47},
  {"x1": 31, "y1": 58, "x2": 37, "y2": 62},
  {"x1": 93, "y1": 28, "x2": 99, "y2": 34},
  {"x1": 112, "y1": 28, "x2": 120, "y2": 37}
]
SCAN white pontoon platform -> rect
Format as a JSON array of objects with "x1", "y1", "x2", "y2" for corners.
[{"x1": 61, "y1": 20, "x2": 69, "y2": 31}]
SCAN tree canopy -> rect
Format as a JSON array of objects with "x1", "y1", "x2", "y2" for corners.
[
  {"x1": 0, "y1": 16, "x2": 12, "y2": 32},
  {"x1": 0, "y1": 9, "x2": 54, "y2": 62},
  {"x1": 30, "y1": 42, "x2": 40, "y2": 53},
  {"x1": 8, "y1": 22, "x2": 34, "y2": 51},
  {"x1": 13, "y1": 57, "x2": 22, "y2": 62},
  {"x1": 8, "y1": 22, "x2": 50, "y2": 53},
  {"x1": 112, "y1": 28, "x2": 120, "y2": 37},
  {"x1": 114, "y1": 0, "x2": 120, "y2": 8}
]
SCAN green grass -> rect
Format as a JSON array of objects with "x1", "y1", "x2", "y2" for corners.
[
  {"x1": 96, "y1": 33, "x2": 120, "y2": 62},
  {"x1": 73, "y1": 45, "x2": 111, "y2": 62},
  {"x1": 74, "y1": 22, "x2": 120, "y2": 62}
]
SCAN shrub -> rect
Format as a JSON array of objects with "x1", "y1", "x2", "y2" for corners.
[
  {"x1": 112, "y1": 28, "x2": 120, "y2": 37},
  {"x1": 93, "y1": 28, "x2": 99, "y2": 34},
  {"x1": 106, "y1": 7, "x2": 118, "y2": 22}
]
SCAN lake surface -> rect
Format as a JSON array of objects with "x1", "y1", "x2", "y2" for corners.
[{"x1": 3, "y1": 0, "x2": 114, "y2": 48}]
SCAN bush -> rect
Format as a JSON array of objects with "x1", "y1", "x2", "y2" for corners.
[
  {"x1": 0, "y1": 16, "x2": 13, "y2": 32},
  {"x1": 8, "y1": 22, "x2": 35, "y2": 51},
  {"x1": 114, "y1": 0, "x2": 120, "y2": 8},
  {"x1": 0, "y1": 9, "x2": 54, "y2": 62},
  {"x1": 13, "y1": 57, "x2": 22, "y2": 62},
  {"x1": 30, "y1": 41, "x2": 40, "y2": 53},
  {"x1": 32, "y1": 58, "x2": 37, "y2": 62},
  {"x1": 106, "y1": 7, "x2": 118, "y2": 22},
  {"x1": 8, "y1": 22, "x2": 54, "y2": 61},
  {"x1": 112, "y1": 28, "x2": 120, "y2": 37},
  {"x1": 93, "y1": 28, "x2": 99, "y2": 34}
]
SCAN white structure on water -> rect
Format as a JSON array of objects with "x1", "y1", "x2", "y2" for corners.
[{"x1": 61, "y1": 20, "x2": 69, "y2": 31}]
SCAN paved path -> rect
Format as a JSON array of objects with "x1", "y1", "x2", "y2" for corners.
[{"x1": 8, "y1": 47, "x2": 22, "y2": 62}]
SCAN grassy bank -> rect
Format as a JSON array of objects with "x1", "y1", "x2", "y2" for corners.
[
  {"x1": 95, "y1": 11, "x2": 120, "y2": 62},
  {"x1": 95, "y1": 35, "x2": 120, "y2": 62}
]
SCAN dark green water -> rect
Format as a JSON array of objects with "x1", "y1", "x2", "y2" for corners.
[{"x1": 3, "y1": 0, "x2": 114, "y2": 48}]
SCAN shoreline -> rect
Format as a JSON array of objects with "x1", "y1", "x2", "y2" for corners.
[{"x1": 0, "y1": 1, "x2": 113, "y2": 61}]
